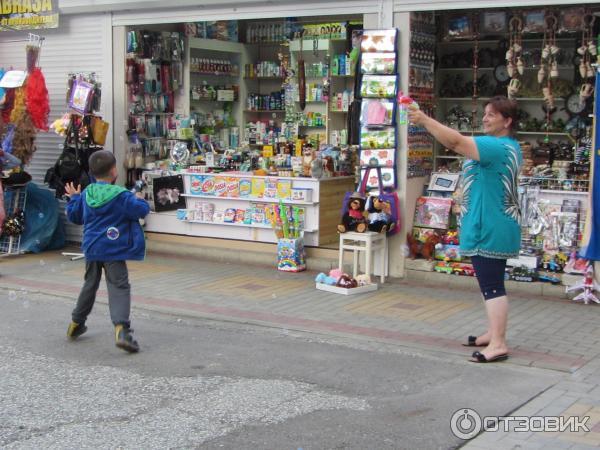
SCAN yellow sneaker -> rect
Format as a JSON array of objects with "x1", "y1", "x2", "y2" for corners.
[
  {"x1": 115, "y1": 324, "x2": 139, "y2": 353},
  {"x1": 66, "y1": 321, "x2": 87, "y2": 340}
]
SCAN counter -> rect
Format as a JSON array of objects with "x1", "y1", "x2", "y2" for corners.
[{"x1": 143, "y1": 172, "x2": 355, "y2": 247}]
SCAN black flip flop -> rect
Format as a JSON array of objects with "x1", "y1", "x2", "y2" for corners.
[
  {"x1": 462, "y1": 335, "x2": 487, "y2": 347},
  {"x1": 469, "y1": 351, "x2": 509, "y2": 363}
]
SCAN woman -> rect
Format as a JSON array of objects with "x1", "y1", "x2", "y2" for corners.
[{"x1": 408, "y1": 96, "x2": 522, "y2": 363}]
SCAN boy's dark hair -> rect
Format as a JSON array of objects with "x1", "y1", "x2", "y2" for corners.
[{"x1": 89, "y1": 150, "x2": 117, "y2": 178}]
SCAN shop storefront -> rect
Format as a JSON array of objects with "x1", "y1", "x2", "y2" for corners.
[{"x1": 1, "y1": 0, "x2": 598, "y2": 287}]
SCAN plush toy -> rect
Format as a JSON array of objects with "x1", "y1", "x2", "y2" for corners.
[
  {"x1": 315, "y1": 272, "x2": 337, "y2": 285},
  {"x1": 329, "y1": 268, "x2": 344, "y2": 280},
  {"x1": 407, "y1": 231, "x2": 441, "y2": 261},
  {"x1": 316, "y1": 268, "x2": 345, "y2": 286},
  {"x1": 355, "y1": 274, "x2": 371, "y2": 286},
  {"x1": 302, "y1": 144, "x2": 315, "y2": 177},
  {"x1": 367, "y1": 196, "x2": 395, "y2": 233},
  {"x1": 336, "y1": 274, "x2": 358, "y2": 288},
  {"x1": 338, "y1": 193, "x2": 367, "y2": 233}
]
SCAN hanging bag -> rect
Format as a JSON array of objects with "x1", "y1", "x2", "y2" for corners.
[
  {"x1": 360, "y1": 166, "x2": 400, "y2": 236},
  {"x1": 91, "y1": 116, "x2": 109, "y2": 146}
]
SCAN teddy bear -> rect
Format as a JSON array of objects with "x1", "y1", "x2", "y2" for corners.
[
  {"x1": 337, "y1": 193, "x2": 367, "y2": 233},
  {"x1": 367, "y1": 196, "x2": 395, "y2": 233}
]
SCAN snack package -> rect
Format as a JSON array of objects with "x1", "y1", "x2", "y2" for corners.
[
  {"x1": 243, "y1": 208, "x2": 253, "y2": 224},
  {"x1": 264, "y1": 178, "x2": 278, "y2": 198},
  {"x1": 189, "y1": 175, "x2": 205, "y2": 195},
  {"x1": 226, "y1": 177, "x2": 240, "y2": 197},
  {"x1": 239, "y1": 178, "x2": 252, "y2": 197},
  {"x1": 224, "y1": 208, "x2": 237, "y2": 223},
  {"x1": 234, "y1": 209, "x2": 245, "y2": 223},
  {"x1": 277, "y1": 180, "x2": 292, "y2": 199},
  {"x1": 199, "y1": 176, "x2": 215, "y2": 196},
  {"x1": 252, "y1": 204, "x2": 266, "y2": 224},
  {"x1": 213, "y1": 211, "x2": 225, "y2": 223},
  {"x1": 213, "y1": 177, "x2": 228, "y2": 197},
  {"x1": 251, "y1": 178, "x2": 265, "y2": 198}
]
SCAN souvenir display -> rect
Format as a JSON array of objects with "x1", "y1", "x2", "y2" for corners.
[
  {"x1": 408, "y1": 12, "x2": 435, "y2": 178},
  {"x1": 361, "y1": 29, "x2": 397, "y2": 53},
  {"x1": 480, "y1": 11, "x2": 508, "y2": 35},
  {"x1": 443, "y1": 14, "x2": 475, "y2": 40},
  {"x1": 360, "y1": 53, "x2": 397, "y2": 75},
  {"x1": 360, "y1": 99, "x2": 395, "y2": 127},
  {"x1": 413, "y1": 197, "x2": 453, "y2": 230},
  {"x1": 360, "y1": 75, "x2": 398, "y2": 99}
]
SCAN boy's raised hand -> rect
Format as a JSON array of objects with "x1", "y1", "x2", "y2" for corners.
[{"x1": 65, "y1": 182, "x2": 81, "y2": 197}]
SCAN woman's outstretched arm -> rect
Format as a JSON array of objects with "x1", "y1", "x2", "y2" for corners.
[{"x1": 407, "y1": 108, "x2": 480, "y2": 161}]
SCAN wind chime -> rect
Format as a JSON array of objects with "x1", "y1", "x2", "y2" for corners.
[
  {"x1": 506, "y1": 16, "x2": 523, "y2": 100},
  {"x1": 539, "y1": 13, "x2": 560, "y2": 143},
  {"x1": 578, "y1": 13, "x2": 597, "y2": 106}
]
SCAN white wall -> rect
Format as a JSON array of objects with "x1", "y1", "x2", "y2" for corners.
[{"x1": 0, "y1": 13, "x2": 113, "y2": 242}]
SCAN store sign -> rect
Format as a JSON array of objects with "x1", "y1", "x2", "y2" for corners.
[{"x1": 0, "y1": 0, "x2": 59, "y2": 31}]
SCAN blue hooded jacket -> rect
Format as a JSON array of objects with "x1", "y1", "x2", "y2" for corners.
[{"x1": 66, "y1": 182, "x2": 150, "y2": 261}]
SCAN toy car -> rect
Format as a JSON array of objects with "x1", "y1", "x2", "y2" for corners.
[
  {"x1": 539, "y1": 274, "x2": 561, "y2": 285},
  {"x1": 510, "y1": 266, "x2": 539, "y2": 282},
  {"x1": 442, "y1": 231, "x2": 459, "y2": 245},
  {"x1": 434, "y1": 262, "x2": 454, "y2": 274}
]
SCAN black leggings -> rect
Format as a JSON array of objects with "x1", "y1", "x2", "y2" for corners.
[{"x1": 471, "y1": 256, "x2": 507, "y2": 300}]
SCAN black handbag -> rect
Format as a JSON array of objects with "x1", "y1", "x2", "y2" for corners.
[{"x1": 45, "y1": 116, "x2": 95, "y2": 198}]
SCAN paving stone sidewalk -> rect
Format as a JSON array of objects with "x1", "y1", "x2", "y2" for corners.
[{"x1": 2, "y1": 250, "x2": 600, "y2": 448}]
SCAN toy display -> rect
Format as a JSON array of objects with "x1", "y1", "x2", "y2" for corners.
[
  {"x1": 315, "y1": 268, "x2": 374, "y2": 290},
  {"x1": 338, "y1": 193, "x2": 367, "y2": 233},
  {"x1": 413, "y1": 197, "x2": 452, "y2": 230},
  {"x1": 435, "y1": 244, "x2": 462, "y2": 262},
  {"x1": 566, "y1": 265, "x2": 600, "y2": 304}
]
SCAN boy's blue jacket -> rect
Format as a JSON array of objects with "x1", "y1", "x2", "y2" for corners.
[{"x1": 66, "y1": 182, "x2": 150, "y2": 261}]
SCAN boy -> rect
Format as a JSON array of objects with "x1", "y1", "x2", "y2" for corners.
[{"x1": 64, "y1": 150, "x2": 149, "y2": 353}]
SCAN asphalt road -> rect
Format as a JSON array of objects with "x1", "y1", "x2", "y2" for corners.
[{"x1": 0, "y1": 289, "x2": 561, "y2": 450}]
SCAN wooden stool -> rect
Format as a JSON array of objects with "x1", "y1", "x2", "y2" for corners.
[{"x1": 338, "y1": 231, "x2": 388, "y2": 283}]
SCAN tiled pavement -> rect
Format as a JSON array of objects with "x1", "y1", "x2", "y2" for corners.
[{"x1": 2, "y1": 250, "x2": 600, "y2": 448}]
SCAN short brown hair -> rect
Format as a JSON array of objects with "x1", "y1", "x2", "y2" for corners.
[
  {"x1": 485, "y1": 96, "x2": 518, "y2": 136},
  {"x1": 89, "y1": 150, "x2": 116, "y2": 178}
]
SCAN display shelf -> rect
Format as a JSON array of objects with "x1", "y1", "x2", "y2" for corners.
[
  {"x1": 180, "y1": 193, "x2": 318, "y2": 206},
  {"x1": 243, "y1": 109, "x2": 285, "y2": 113},
  {"x1": 330, "y1": 110, "x2": 349, "y2": 113},
  {"x1": 331, "y1": 75, "x2": 354, "y2": 78},
  {"x1": 439, "y1": 97, "x2": 565, "y2": 102},
  {"x1": 191, "y1": 98, "x2": 237, "y2": 103},
  {"x1": 538, "y1": 189, "x2": 588, "y2": 196},
  {"x1": 131, "y1": 112, "x2": 176, "y2": 116},
  {"x1": 244, "y1": 76, "x2": 285, "y2": 80},
  {"x1": 439, "y1": 37, "x2": 577, "y2": 46},
  {"x1": 299, "y1": 125, "x2": 326, "y2": 128},
  {"x1": 185, "y1": 219, "x2": 318, "y2": 233},
  {"x1": 438, "y1": 66, "x2": 573, "y2": 72},
  {"x1": 295, "y1": 100, "x2": 327, "y2": 104},
  {"x1": 190, "y1": 71, "x2": 239, "y2": 77}
]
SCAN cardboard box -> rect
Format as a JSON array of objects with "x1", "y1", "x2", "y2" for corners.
[{"x1": 507, "y1": 255, "x2": 539, "y2": 270}]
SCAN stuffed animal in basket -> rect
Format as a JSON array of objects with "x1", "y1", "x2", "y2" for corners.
[
  {"x1": 407, "y1": 231, "x2": 441, "y2": 261},
  {"x1": 338, "y1": 192, "x2": 367, "y2": 233},
  {"x1": 367, "y1": 196, "x2": 396, "y2": 233}
]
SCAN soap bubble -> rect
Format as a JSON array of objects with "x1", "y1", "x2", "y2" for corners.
[
  {"x1": 39, "y1": 259, "x2": 46, "y2": 267},
  {"x1": 22, "y1": 300, "x2": 30, "y2": 309},
  {"x1": 271, "y1": 293, "x2": 277, "y2": 299},
  {"x1": 38, "y1": 212, "x2": 44, "y2": 219},
  {"x1": 8, "y1": 291, "x2": 17, "y2": 302}
]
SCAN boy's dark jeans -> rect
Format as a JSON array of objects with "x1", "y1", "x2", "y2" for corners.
[{"x1": 72, "y1": 261, "x2": 131, "y2": 327}]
